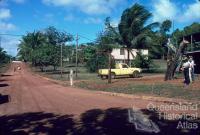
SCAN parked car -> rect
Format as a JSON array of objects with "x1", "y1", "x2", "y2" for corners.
[{"x1": 98, "y1": 63, "x2": 142, "y2": 79}]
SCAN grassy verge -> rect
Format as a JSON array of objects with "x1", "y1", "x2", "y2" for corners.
[
  {"x1": 31, "y1": 65, "x2": 100, "y2": 81},
  {"x1": 75, "y1": 81, "x2": 200, "y2": 101},
  {"x1": 30, "y1": 62, "x2": 200, "y2": 101}
]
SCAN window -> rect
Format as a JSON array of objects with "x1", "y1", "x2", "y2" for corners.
[
  {"x1": 122, "y1": 64, "x2": 128, "y2": 68},
  {"x1": 120, "y1": 48, "x2": 125, "y2": 55}
]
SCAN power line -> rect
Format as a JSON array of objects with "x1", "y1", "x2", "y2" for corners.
[
  {"x1": 0, "y1": 33, "x2": 96, "y2": 44},
  {"x1": 78, "y1": 34, "x2": 95, "y2": 42},
  {"x1": 0, "y1": 33, "x2": 23, "y2": 37}
]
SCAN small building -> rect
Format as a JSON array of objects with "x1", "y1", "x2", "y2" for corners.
[
  {"x1": 111, "y1": 48, "x2": 148, "y2": 63},
  {"x1": 186, "y1": 50, "x2": 200, "y2": 74},
  {"x1": 184, "y1": 32, "x2": 200, "y2": 74}
]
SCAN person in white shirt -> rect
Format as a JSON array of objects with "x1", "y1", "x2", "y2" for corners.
[
  {"x1": 181, "y1": 57, "x2": 190, "y2": 85},
  {"x1": 189, "y1": 56, "x2": 195, "y2": 82}
]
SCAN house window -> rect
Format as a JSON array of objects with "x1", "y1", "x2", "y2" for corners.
[{"x1": 120, "y1": 48, "x2": 125, "y2": 55}]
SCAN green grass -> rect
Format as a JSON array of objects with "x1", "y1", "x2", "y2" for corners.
[
  {"x1": 31, "y1": 64, "x2": 100, "y2": 81},
  {"x1": 75, "y1": 81, "x2": 200, "y2": 101},
  {"x1": 31, "y1": 61, "x2": 200, "y2": 101}
]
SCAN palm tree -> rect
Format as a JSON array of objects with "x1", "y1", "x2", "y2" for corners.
[
  {"x1": 17, "y1": 31, "x2": 46, "y2": 64},
  {"x1": 118, "y1": 3, "x2": 158, "y2": 65}
]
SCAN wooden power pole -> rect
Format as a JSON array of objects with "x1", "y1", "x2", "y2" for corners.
[
  {"x1": 60, "y1": 43, "x2": 63, "y2": 78},
  {"x1": 108, "y1": 53, "x2": 111, "y2": 83},
  {"x1": 76, "y1": 34, "x2": 78, "y2": 78}
]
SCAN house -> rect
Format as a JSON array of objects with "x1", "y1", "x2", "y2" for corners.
[{"x1": 111, "y1": 48, "x2": 148, "y2": 63}]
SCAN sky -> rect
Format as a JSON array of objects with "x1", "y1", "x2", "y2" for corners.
[{"x1": 0, "y1": 0, "x2": 200, "y2": 56}]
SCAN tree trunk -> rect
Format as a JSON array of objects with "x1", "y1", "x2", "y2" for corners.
[
  {"x1": 165, "y1": 40, "x2": 189, "y2": 81},
  {"x1": 127, "y1": 49, "x2": 130, "y2": 66},
  {"x1": 108, "y1": 53, "x2": 111, "y2": 84}
]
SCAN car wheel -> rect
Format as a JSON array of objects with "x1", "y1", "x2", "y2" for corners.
[
  {"x1": 133, "y1": 71, "x2": 139, "y2": 78},
  {"x1": 111, "y1": 72, "x2": 116, "y2": 79}
]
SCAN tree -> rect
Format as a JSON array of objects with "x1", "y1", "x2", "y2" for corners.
[
  {"x1": 18, "y1": 31, "x2": 47, "y2": 65},
  {"x1": 96, "y1": 17, "x2": 118, "y2": 83},
  {"x1": 165, "y1": 40, "x2": 189, "y2": 80},
  {"x1": 17, "y1": 26, "x2": 73, "y2": 71},
  {"x1": 44, "y1": 26, "x2": 73, "y2": 70},
  {"x1": 160, "y1": 20, "x2": 172, "y2": 34},
  {"x1": 0, "y1": 47, "x2": 11, "y2": 64},
  {"x1": 118, "y1": 3, "x2": 158, "y2": 65}
]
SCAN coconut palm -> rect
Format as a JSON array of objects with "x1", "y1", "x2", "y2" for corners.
[{"x1": 118, "y1": 3, "x2": 159, "y2": 64}]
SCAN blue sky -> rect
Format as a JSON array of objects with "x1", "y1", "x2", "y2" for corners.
[{"x1": 0, "y1": 0, "x2": 200, "y2": 56}]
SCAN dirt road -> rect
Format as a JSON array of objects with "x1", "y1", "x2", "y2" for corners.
[
  {"x1": 0, "y1": 62, "x2": 199, "y2": 135},
  {"x1": 0, "y1": 62, "x2": 150, "y2": 115}
]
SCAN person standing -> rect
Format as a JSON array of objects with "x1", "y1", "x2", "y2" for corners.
[
  {"x1": 181, "y1": 57, "x2": 190, "y2": 86},
  {"x1": 189, "y1": 56, "x2": 195, "y2": 82}
]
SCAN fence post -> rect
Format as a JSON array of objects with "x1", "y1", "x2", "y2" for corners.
[{"x1": 70, "y1": 69, "x2": 73, "y2": 86}]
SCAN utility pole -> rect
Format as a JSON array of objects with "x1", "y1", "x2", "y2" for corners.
[
  {"x1": 0, "y1": 36, "x2": 1, "y2": 48},
  {"x1": 60, "y1": 43, "x2": 63, "y2": 78},
  {"x1": 108, "y1": 52, "x2": 111, "y2": 83},
  {"x1": 191, "y1": 35, "x2": 193, "y2": 51},
  {"x1": 75, "y1": 34, "x2": 78, "y2": 78}
]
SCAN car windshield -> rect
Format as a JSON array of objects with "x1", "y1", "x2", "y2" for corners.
[{"x1": 122, "y1": 64, "x2": 128, "y2": 68}]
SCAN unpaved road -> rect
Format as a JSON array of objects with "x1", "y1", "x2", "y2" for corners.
[
  {"x1": 0, "y1": 62, "x2": 199, "y2": 135},
  {"x1": 0, "y1": 62, "x2": 149, "y2": 115}
]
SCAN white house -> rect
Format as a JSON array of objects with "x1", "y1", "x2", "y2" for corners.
[{"x1": 111, "y1": 48, "x2": 148, "y2": 63}]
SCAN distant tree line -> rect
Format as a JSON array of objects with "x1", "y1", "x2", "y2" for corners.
[
  {"x1": 0, "y1": 47, "x2": 11, "y2": 64},
  {"x1": 17, "y1": 26, "x2": 73, "y2": 71},
  {"x1": 17, "y1": 3, "x2": 200, "y2": 73}
]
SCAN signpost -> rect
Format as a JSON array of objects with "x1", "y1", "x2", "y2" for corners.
[{"x1": 70, "y1": 69, "x2": 73, "y2": 86}]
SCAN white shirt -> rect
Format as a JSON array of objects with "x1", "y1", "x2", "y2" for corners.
[
  {"x1": 190, "y1": 60, "x2": 195, "y2": 68},
  {"x1": 182, "y1": 61, "x2": 190, "y2": 69}
]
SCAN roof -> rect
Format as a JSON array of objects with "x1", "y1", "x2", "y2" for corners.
[{"x1": 186, "y1": 50, "x2": 200, "y2": 54}]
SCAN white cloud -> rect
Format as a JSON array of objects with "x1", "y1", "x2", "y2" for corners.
[
  {"x1": 152, "y1": 0, "x2": 200, "y2": 23},
  {"x1": 42, "y1": 0, "x2": 123, "y2": 15},
  {"x1": 110, "y1": 18, "x2": 120, "y2": 27},
  {"x1": 1, "y1": 37, "x2": 20, "y2": 56},
  {"x1": 0, "y1": 21, "x2": 16, "y2": 31},
  {"x1": 0, "y1": 8, "x2": 16, "y2": 31},
  {"x1": 83, "y1": 17, "x2": 102, "y2": 24},
  {"x1": 181, "y1": 0, "x2": 200, "y2": 22},
  {"x1": 152, "y1": 0, "x2": 177, "y2": 22},
  {"x1": 0, "y1": 8, "x2": 11, "y2": 20}
]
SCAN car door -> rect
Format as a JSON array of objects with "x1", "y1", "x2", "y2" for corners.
[{"x1": 121, "y1": 64, "x2": 129, "y2": 75}]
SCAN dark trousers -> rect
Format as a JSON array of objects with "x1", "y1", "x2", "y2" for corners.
[{"x1": 184, "y1": 68, "x2": 190, "y2": 85}]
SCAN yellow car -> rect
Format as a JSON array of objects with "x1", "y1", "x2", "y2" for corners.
[{"x1": 98, "y1": 63, "x2": 142, "y2": 79}]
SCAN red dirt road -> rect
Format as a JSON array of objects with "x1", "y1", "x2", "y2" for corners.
[
  {"x1": 0, "y1": 62, "x2": 199, "y2": 135},
  {"x1": 0, "y1": 62, "x2": 150, "y2": 115}
]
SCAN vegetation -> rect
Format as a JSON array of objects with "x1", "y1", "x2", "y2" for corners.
[
  {"x1": 118, "y1": 3, "x2": 159, "y2": 64},
  {"x1": 131, "y1": 51, "x2": 152, "y2": 69},
  {"x1": 0, "y1": 47, "x2": 11, "y2": 64},
  {"x1": 75, "y1": 80, "x2": 200, "y2": 101},
  {"x1": 17, "y1": 3, "x2": 200, "y2": 77},
  {"x1": 18, "y1": 26, "x2": 73, "y2": 71}
]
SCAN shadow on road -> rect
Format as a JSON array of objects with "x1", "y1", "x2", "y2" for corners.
[
  {"x1": 0, "y1": 95, "x2": 10, "y2": 104},
  {"x1": 1, "y1": 74, "x2": 12, "y2": 77},
  {"x1": 0, "y1": 108, "x2": 199, "y2": 135},
  {"x1": 0, "y1": 79, "x2": 7, "y2": 82},
  {"x1": 0, "y1": 84, "x2": 9, "y2": 87}
]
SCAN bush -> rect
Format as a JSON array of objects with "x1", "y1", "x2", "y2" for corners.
[{"x1": 131, "y1": 52, "x2": 152, "y2": 69}]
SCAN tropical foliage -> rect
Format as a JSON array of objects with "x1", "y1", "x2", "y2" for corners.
[
  {"x1": 17, "y1": 26, "x2": 73, "y2": 71},
  {"x1": 118, "y1": 3, "x2": 159, "y2": 63},
  {"x1": 0, "y1": 47, "x2": 11, "y2": 64}
]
